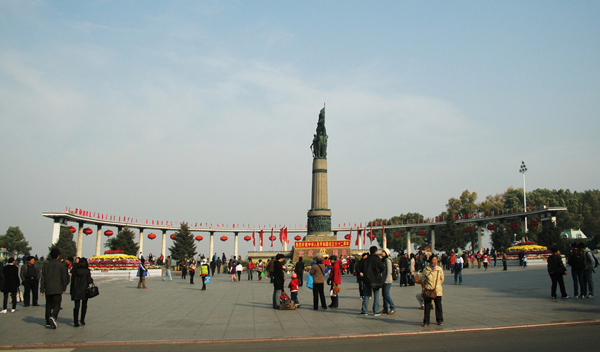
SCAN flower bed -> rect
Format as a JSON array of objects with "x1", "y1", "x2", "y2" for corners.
[
  {"x1": 89, "y1": 252, "x2": 159, "y2": 270},
  {"x1": 505, "y1": 241, "x2": 551, "y2": 260}
]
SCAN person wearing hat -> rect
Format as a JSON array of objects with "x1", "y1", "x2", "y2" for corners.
[
  {"x1": 381, "y1": 248, "x2": 396, "y2": 315},
  {"x1": 199, "y1": 259, "x2": 210, "y2": 291},
  {"x1": 288, "y1": 273, "x2": 301, "y2": 307}
]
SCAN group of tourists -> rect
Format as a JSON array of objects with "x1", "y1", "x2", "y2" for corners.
[
  {"x1": 0, "y1": 248, "x2": 93, "y2": 329},
  {"x1": 547, "y1": 242, "x2": 596, "y2": 299}
]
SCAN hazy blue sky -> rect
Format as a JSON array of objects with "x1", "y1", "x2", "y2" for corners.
[{"x1": 1, "y1": 1, "x2": 599, "y2": 257}]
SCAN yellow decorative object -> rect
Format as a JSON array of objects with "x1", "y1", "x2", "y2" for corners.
[
  {"x1": 90, "y1": 254, "x2": 138, "y2": 260},
  {"x1": 507, "y1": 245, "x2": 547, "y2": 251}
]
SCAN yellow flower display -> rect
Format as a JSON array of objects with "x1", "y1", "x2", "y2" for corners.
[
  {"x1": 90, "y1": 254, "x2": 138, "y2": 260},
  {"x1": 507, "y1": 245, "x2": 547, "y2": 251}
]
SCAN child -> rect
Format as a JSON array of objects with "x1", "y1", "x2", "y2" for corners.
[{"x1": 288, "y1": 273, "x2": 301, "y2": 308}]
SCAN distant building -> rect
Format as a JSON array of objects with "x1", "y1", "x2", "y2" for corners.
[{"x1": 560, "y1": 229, "x2": 587, "y2": 240}]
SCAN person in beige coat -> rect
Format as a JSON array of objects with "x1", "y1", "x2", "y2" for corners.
[{"x1": 420, "y1": 256, "x2": 444, "y2": 327}]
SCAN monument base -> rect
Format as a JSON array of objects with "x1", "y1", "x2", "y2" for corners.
[{"x1": 291, "y1": 239, "x2": 351, "y2": 263}]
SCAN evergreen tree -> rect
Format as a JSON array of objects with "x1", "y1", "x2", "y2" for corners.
[
  {"x1": 491, "y1": 224, "x2": 513, "y2": 252},
  {"x1": 105, "y1": 227, "x2": 139, "y2": 256},
  {"x1": 437, "y1": 210, "x2": 465, "y2": 253},
  {"x1": 0, "y1": 226, "x2": 32, "y2": 256},
  {"x1": 48, "y1": 226, "x2": 76, "y2": 260},
  {"x1": 169, "y1": 222, "x2": 196, "y2": 262}
]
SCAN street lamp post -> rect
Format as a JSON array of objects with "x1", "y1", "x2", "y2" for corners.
[{"x1": 519, "y1": 161, "x2": 528, "y2": 235}]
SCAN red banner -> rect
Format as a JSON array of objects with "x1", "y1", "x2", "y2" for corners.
[{"x1": 294, "y1": 240, "x2": 350, "y2": 248}]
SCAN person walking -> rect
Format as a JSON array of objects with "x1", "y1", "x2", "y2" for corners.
[
  {"x1": 1, "y1": 257, "x2": 20, "y2": 314},
  {"x1": 420, "y1": 256, "x2": 444, "y2": 327},
  {"x1": 137, "y1": 257, "x2": 148, "y2": 289},
  {"x1": 294, "y1": 257, "x2": 305, "y2": 287},
  {"x1": 40, "y1": 248, "x2": 70, "y2": 329},
  {"x1": 19, "y1": 255, "x2": 41, "y2": 307},
  {"x1": 181, "y1": 258, "x2": 188, "y2": 280},
  {"x1": 200, "y1": 259, "x2": 210, "y2": 291},
  {"x1": 272, "y1": 254, "x2": 285, "y2": 309},
  {"x1": 309, "y1": 253, "x2": 327, "y2": 310},
  {"x1": 163, "y1": 256, "x2": 173, "y2": 281},
  {"x1": 230, "y1": 261, "x2": 237, "y2": 282},
  {"x1": 360, "y1": 246, "x2": 385, "y2": 316},
  {"x1": 188, "y1": 259, "x2": 196, "y2": 284},
  {"x1": 70, "y1": 257, "x2": 93, "y2": 327},
  {"x1": 256, "y1": 259, "x2": 265, "y2": 281},
  {"x1": 454, "y1": 253, "x2": 463, "y2": 285},
  {"x1": 236, "y1": 262, "x2": 243, "y2": 282},
  {"x1": 247, "y1": 260, "x2": 254, "y2": 280},
  {"x1": 328, "y1": 255, "x2": 341, "y2": 308},
  {"x1": 567, "y1": 243, "x2": 585, "y2": 298},
  {"x1": 547, "y1": 246, "x2": 569, "y2": 299},
  {"x1": 381, "y1": 248, "x2": 396, "y2": 315}
]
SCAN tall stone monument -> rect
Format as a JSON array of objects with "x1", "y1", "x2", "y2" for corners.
[
  {"x1": 307, "y1": 106, "x2": 332, "y2": 238},
  {"x1": 292, "y1": 106, "x2": 351, "y2": 262}
]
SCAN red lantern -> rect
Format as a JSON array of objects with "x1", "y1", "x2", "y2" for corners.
[
  {"x1": 148, "y1": 233, "x2": 156, "y2": 240},
  {"x1": 195, "y1": 235, "x2": 204, "y2": 241},
  {"x1": 104, "y1": 230, "x2": 114, "y2": 237},
  {"x1": 69, "y1": 226, "x2": 76, "y2": 233},
  {"x1": 464, "y1": 227, "x2": 474, "y2": 233},
  {"x1": 529, "y1": 220, "x2": 540, "y2": 227},
  {"x1": 243, "y1": 235, "x2": 251, "y2": 241},
  {"x1": 170, "y1": 234, "x2": 176, "y2": 240},
  {"x1": 83, "y1": 228, "x2": 93, "y2": 235},
  {"x1": 417, "y1": 231, "x2": 426, "y2": 236},
  {"x1": 509, "y1": 222, "x2": 519, "y2": 229},
  {"x1": 220, "y1": 236, "x2": 228, "y2": 241},
  {"x1": 269, "y1": 235, "x2": 276, "y2": 241},
  {"x1": 344, "y1": 234, "x2": 351, "y2": 240},
  {"x1": 294, "y1": 235, "x2": 302, "y2": 241},
  {"x1": 487, "y1": 224, "x2": 496, "y2": 231},
  {"x1": 393, "y1": 233, "x2": 402, "y2": 238}
]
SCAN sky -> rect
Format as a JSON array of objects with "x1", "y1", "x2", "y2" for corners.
[{"x1": 1, "y1": 1, "x2": 599, "y2": 258}]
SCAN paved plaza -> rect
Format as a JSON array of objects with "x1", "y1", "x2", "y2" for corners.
[{"x1": 0, "y1": 265, "x2": 599, "y2": 348}]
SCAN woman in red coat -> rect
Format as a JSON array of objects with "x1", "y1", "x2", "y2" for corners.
[{"x1": 328, "y1": 255, "x2": 342, "y2": 308}]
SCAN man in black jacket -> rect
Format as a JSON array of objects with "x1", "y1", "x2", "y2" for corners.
[
  {"x1": 20, "y1": 256, "x2": 41, "y2": 307},
  {"x1": 547, "y1": 246, "x2": 568, "y2": 299},
  {"x1": 272, "y1": 254, "x2": 285, "y2": 309},
  {"x1": 294, "y1": 257, "x2": 305, "y2": 287},
  {"x1": 359, "y1": 246, "x2": 384, "y2": 316},
  {"x1": 41, "y1": 248, "x2": 70, "y2": 329}
]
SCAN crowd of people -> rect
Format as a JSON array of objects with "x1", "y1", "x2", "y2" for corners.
[{"x1": 0, "y1": 248, "x2": 93, "y2": 329}]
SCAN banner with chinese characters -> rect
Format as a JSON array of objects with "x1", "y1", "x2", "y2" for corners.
[{"x1": 294, "y1": 240, "x2": 350, "y2": 248}]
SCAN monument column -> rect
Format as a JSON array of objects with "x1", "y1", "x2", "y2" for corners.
[
  {"x1": 234, "y1": 232, "x2": 239, "y2": 258},
  {"x1": 209, "y1": 231, "x2": 215, "y2": 258},
  {"x1": 307, "y1": 107, "x2": 332, "y2": 239},
  {"x1": 161, "y1": 229, "x2": 167, "y2": 257},
  {"x1": 95, "y1": 225, "x2": 103, "y2": 257},
  {"x1": 139, "y1": 228, "x2": 144, "y2": 256},
  {"x1": 76, "y1": 222, "x2": 84, "y2": 257}
]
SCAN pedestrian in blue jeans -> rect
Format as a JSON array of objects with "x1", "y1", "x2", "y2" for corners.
[
  {"x1": 454, "y1": 255, "x2": 463, "y2": 285},
  {"x1": 360, "y1": 246, "x2": 385, "y2": 316},
  {"x1": 381, "y1": 248, "x2": 396, "y2": 314}
]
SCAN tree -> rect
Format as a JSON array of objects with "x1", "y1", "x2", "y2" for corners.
[
  {"x1": 491, "y1": 224, "x2": 513, "y2": 252},
  {"x1": 169, "y1": 222, "x2": 196, "y2": 262},
  {"x1": 437, "y1": 210, "x2": 465, "y2": 253},
  {"x1": 537, "y1": 220, "x2": 568, "y2": 253},
  {"x1": 48, "y1": 226, "x2": 76, "y2": 260},
  {"x1": 0, "y1": 226, "x2": 31, "y2": 256},
  {"x1": 105, "y1": 227, "x2": 139, "y2": 256}
]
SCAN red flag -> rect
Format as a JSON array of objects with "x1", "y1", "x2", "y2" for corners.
[
  {"x1": 260, "y1": 230, "x2": 264, "y2": 247},
  {"x1": 270, "y1": 228, "x2": 274, "y2": 247},
  {"x1": 369, "y1": 224, "x2": 373, "y2": 244},
  {"x1": 284, "y1": 227, "x2": 289, "y2": 244},
  {"x1": 252, "y1": 230, "x2": 256, "y2": 246},
  {"x1": 279, "y1": 228, "x2": 283, "y2": 246}
]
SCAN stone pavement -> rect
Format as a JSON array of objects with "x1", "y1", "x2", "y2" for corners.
[{"x1": 0, "y1": 265, "x2": 598, "y2": 347}]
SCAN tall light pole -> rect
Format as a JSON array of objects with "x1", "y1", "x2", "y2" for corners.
[{"x1": 520, "y1": 161, "x2": 528, "y2": 234}]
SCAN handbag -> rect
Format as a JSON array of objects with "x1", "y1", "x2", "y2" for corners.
[
  {"x1": 422, "y1": 270, "x2": 438, "y2": 300},
  {"x1": 86, "y1": 284, "x2": 100, "y2": 299},
  {"x1": 204, "y1": 276, "x2": 211, "y2": 284},
  {"x1": 306, "y1": 273, "x2": 314, "y2": 289}
]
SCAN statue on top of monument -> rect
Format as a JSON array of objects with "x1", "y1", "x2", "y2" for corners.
[{"x1": 310, "y1": 106, "x2": 328, "y2": 158}]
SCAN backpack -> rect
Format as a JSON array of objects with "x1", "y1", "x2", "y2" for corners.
[
  {"x1": 392, "y1": 263, "x2": 399, "y2": 281},
  {"x1": 279, "y1": 292, "x2": 296, "y2": 310}
]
